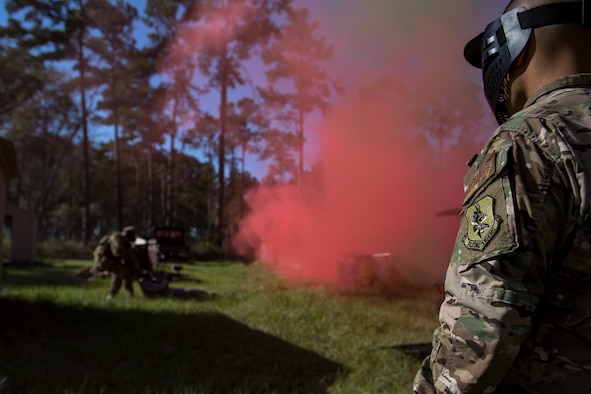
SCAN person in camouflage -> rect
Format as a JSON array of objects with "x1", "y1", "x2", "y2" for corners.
[
  {"x1": 414, "y1": 0, "x2": 591, "y2": 392},
  {"x1": 92, "y1": 226, "x2": 141, "y2": 299}
]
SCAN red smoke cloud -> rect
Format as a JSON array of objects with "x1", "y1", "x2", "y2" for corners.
[
  {"x1": 233, "y1": 1, "x2": 498, "y2": 288},
  {"x1": 156, "y1": 0, "x2": 503, "y2": 288},
  {"x1": 235, "y1": 84, "x2": 477, "y2": 286}
]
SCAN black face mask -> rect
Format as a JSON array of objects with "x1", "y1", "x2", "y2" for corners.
[{"x1": 463, "y1": 1, "x2": 590, "y2": 125}]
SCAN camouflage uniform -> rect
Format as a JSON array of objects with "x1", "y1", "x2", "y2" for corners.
[
  {"x1": 93, "y1": 231, "x2": 140, "y2": 297},
  {"x1": 414, "y1": 74, "x2": 591, "y2": 393}
]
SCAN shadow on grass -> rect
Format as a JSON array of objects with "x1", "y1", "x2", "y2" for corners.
[
  {"x1": 0, "y1": 297, "x2": 346, "y2": 394},
  {"x1": 4, "y1": 262, "x2": 208, "y2": 288},
  {"x1": 2, "y1": 261, "x2": 81, "y2": 288}
]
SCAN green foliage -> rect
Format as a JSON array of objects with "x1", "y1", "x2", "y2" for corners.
[
  {"x1": 258, "y1": 5, "x2": 345, "y2": 185},
  {"x1": 35, "y1": 239, "x2": 95, "y2": 260},
  {"x1": 189, "y1": 239, "x2": 225, "y2": 261},
  {"x1": 0, "y1": 45, "x2": 45, "y2": 118},
  {"x1": 0, "y1": 0, "x2": 488, "y2": 257},
  {"x1": 0, "y1": 259, "x2": 439, "y2": 393}
]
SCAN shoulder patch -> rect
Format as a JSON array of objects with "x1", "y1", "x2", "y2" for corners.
[
  {"x1": 462, "y1": 195, "x2": 501, "y2": 251},
  {"x1": 463, "y1": 142, "x2": 512, "y2": 206},
  {"x1": 464, "y1": 153, "x2": 496, "y2": 201}
]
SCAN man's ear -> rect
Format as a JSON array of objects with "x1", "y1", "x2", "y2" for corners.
[
  {"x1": 515, "y1": 34, "x2": 535, "y2": 68},
  {"x1": 514, "y1": 47, "x2": 528, "y2": 67}
]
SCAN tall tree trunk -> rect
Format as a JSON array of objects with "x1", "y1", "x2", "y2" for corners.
[
  {"x1": 161, "y1": 172, "x2": 166, "y2": 224},
  {"x1": 39, "y1": 112, "x2": 49, "y2": 240},
  {"x1": 133, "y1": 156, "x2": 139, "y2": 226},
  {"x1": 240, "y1": 142, "x2": 246, "y2": 218},
  {"x1": 147, "y1": 147, "x2": 154, "y2": 229},
  {"x1": 298, "y1": 106, "x2": 305, "y2": 189},
  {"x1": 114, "y1": 108, "x2": 123, "y2": 229},
  {"x1": 167, "y1": 129, "x2": 175, "y2": 226},
  {"x1": 167, "y1": 95, "x2": 179, "y2": 227},
  {"x1": 227, "y1": 157, "x2": 235, "y2": 245},
  {"x1": 77, "y1": 28, "x2": 91, "y2": 244},
  {"x1": 218, "y1": 54, "x2": 228, "y2": 248},
  {"x1": 207, "y1": 151, "x2": 215, "y2": 241}
]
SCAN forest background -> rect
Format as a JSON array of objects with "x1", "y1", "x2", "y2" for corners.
[{"x1": 0, "y1": 0, "x2": 504, "y2": 285}]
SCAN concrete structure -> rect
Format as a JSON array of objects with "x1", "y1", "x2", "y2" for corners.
[
  {"x1": 5, "y1": 202, "x2": 36, "y2": 263},
  {"x1": 0, "y1": 137, "x2": 19, "y2": 292}
]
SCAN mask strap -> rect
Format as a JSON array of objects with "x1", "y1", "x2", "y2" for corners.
[{"x1": 518, "y1": 1, "x2": 590, "y2": 29}]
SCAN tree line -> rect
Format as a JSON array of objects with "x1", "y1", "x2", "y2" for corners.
[
  {"x1": 0, "y1": 0, "x2": 489, "y2": 256},
  {"x1": 0, "y1": 0, "x2": 346, "y2": 252}
]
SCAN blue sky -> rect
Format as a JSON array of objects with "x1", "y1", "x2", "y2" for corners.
[{"x1": 0, "y1": 0, "x2": 507, "y2": 178}]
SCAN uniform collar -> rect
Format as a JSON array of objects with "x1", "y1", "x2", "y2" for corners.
[{"x1": 524, "y1": 73, "x2": 591, "y2": 108}]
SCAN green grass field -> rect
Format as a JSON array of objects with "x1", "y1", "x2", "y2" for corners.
[{"x1": 0, "y1": 259, "x2": 440, "y2": 393}]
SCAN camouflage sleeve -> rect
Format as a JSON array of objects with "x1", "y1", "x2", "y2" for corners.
[
  {"x1": 109, "y1": 233, "x2": 140, "y2": 274},
  {"x1": 414, "y1": 130, "x2": 569, "y2": 393},
  {"x1": 109, "y1": 233, "x2": 127, "y2": 259}
]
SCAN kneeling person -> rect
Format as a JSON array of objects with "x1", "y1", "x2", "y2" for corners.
[{"x1": 93, "y1": 226, "x2": 140, "y2": 298}]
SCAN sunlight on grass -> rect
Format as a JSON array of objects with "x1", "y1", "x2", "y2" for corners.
[{"x1": 0, "y1": 258, "x2": 440, "y2": 393}]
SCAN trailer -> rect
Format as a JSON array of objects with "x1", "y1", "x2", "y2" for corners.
[{"x1": 150, "y1": 227, "x2": 189, "y2": 262}]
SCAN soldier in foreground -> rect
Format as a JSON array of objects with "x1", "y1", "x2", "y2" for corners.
[
  {"x1": 92, "y1": 226, "x2": 141, "y2": 299},
  {"x1": 414, "y1": 0, "x2": 591, "y2": 392}
]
